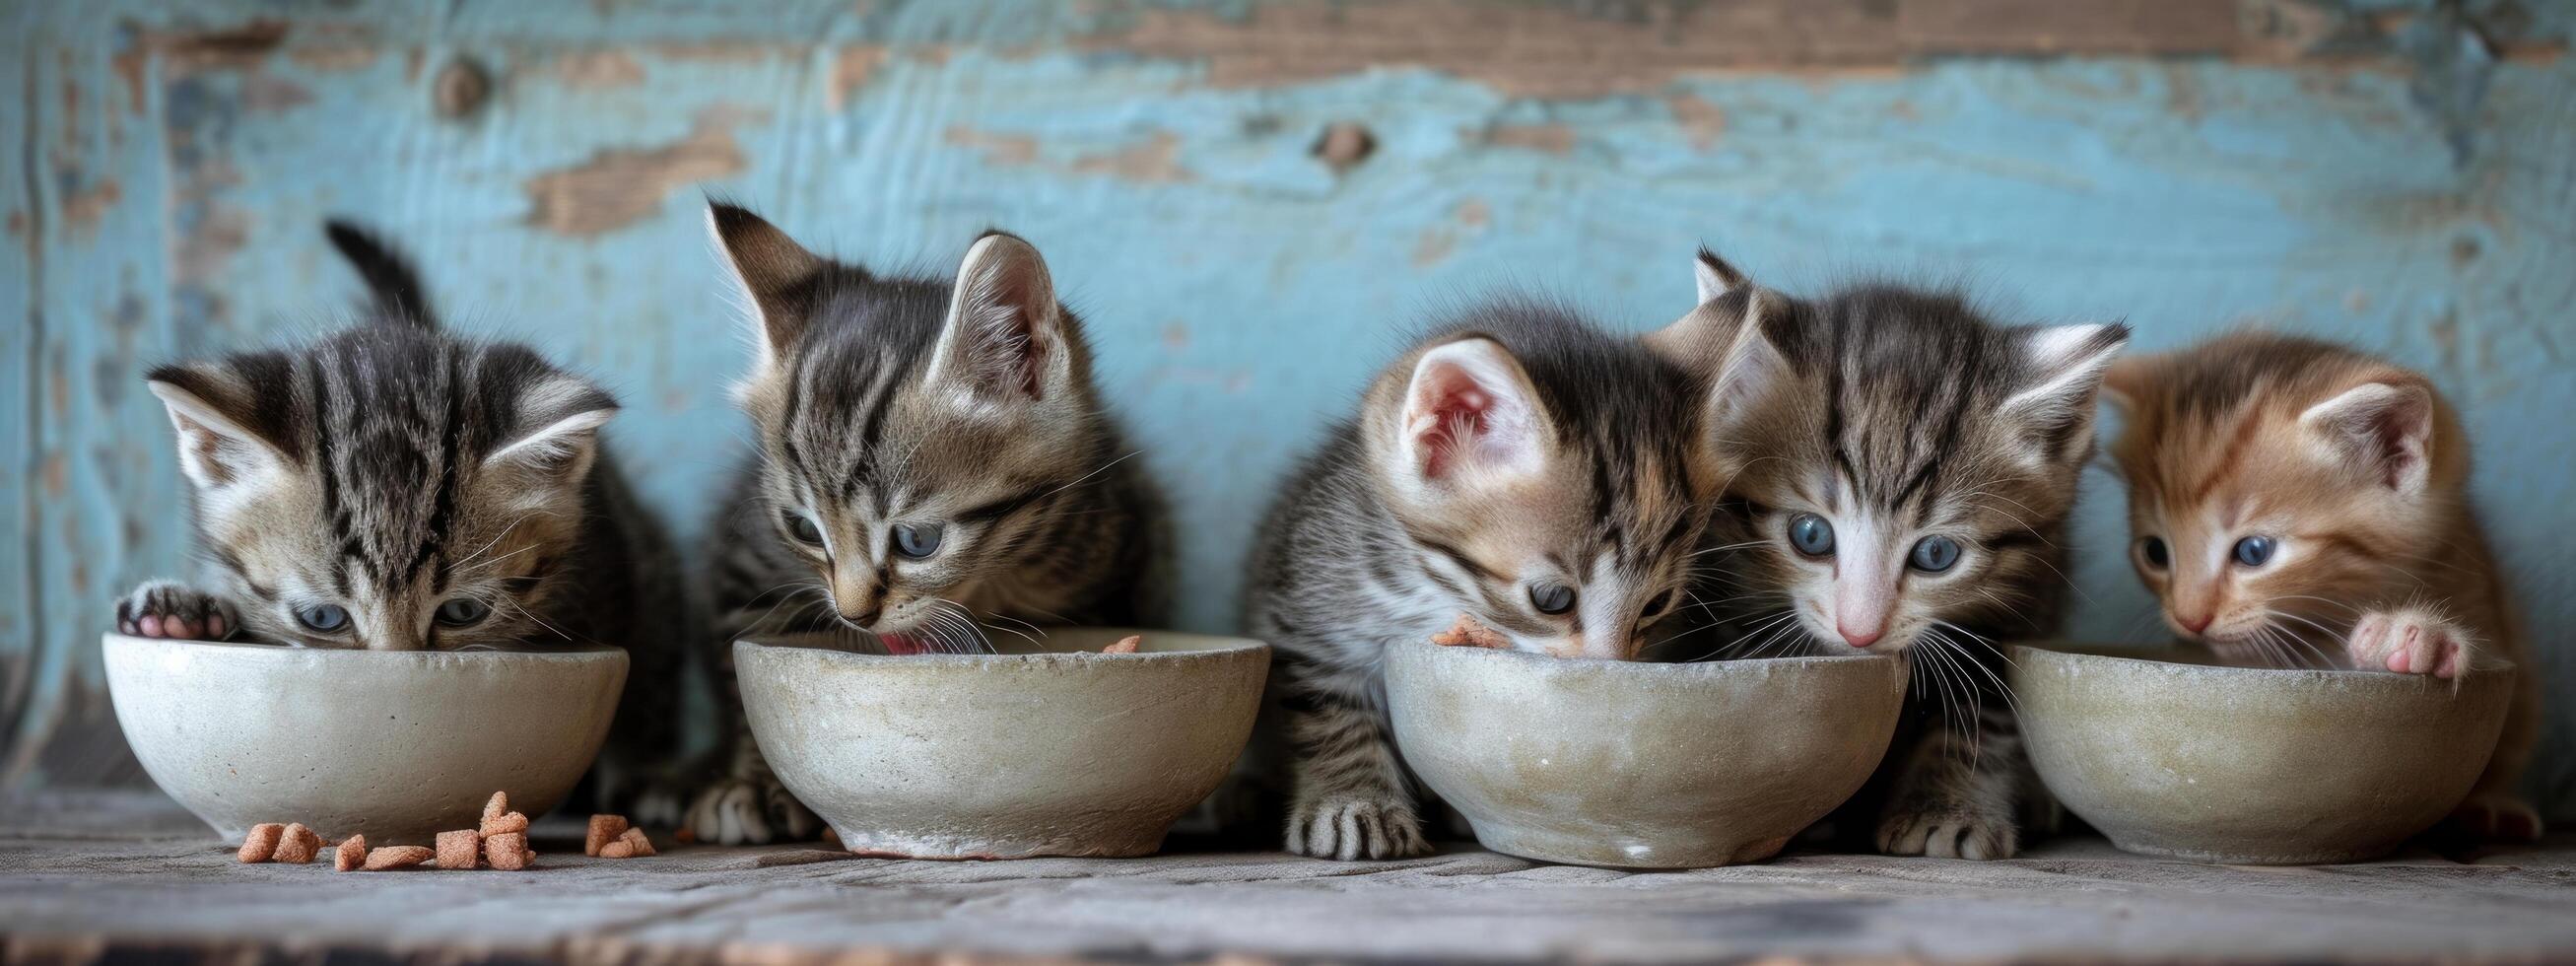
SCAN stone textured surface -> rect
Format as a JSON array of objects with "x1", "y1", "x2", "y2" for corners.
[{"x1": 3, "y1": 789, "x2": 2574, "y2": 963}]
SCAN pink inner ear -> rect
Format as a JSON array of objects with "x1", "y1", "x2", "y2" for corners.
[{"x1": 1411, "y1": 370, "x2": 1505, "y2": 480}]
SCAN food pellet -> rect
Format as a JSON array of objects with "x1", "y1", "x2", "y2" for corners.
[
  {"x1": 484, "y1": 832, "x2": 531, "y2": 871},
  {"x1": 615, "y1": 827, "x2": 656, "y2": 858},
  {"x1": 480, "y1": 809, "x2": 529, "y2": 837},
  {"x1": 273, "y1": 823, "x2": 323, "y2": 864},
  {"x1": 598, "y1": 840, "x2": 636, "y2": 860},
  {"x1": 481, "y1": 791, "x2": 509, "y2": 826},
  {"x1": 672, "y1": 826, "x2": 697, "y2": 845},
  {"x1": 436, "y1": 829, "x2": 481, "y2": 869},
  {"x1": 334, "y1": 835, "x2": 368, "y2": 872},
  {"x1": 586, "y1": 814, "x2": 630, "y2": 857},
  {"x1": 1103, "y1": 635, "x2": 1142, "y2": 655},
  {"x1": 362, "y1": 846, "x2": 434, "y2": 870},
  {"x1": 1430, "y1": 612, "x2": 1509, "y2": 650},
  {"x1": 237, "y1": 823, "x2": 285, "y2": 863}
]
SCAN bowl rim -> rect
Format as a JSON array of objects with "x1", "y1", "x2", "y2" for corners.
[
  {"x1": 736, "y1": 627, "x2": 1269, "y2": 665},
  {"x1": 101, "y1": 632, "x2": 628, "y2": 663},
  {"x1": 1396, "y1": 637, "x2": 1899, "y2": 676},
  {"x1": 2009, "y1": 643, "x2": 2517, "y2": 683}
]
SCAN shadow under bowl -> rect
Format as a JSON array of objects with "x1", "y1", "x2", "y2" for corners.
[
  {"x1": 735, "y1": 628, "x2": 1269, "y2": 860},
  {"x1": 102, "y1": 634, "x2": 627, "y2": 846},
  {"x1": 2011, "y1": 645, "x2": 2512, "y2": 864},
  {"x1": 1387, "y1": 642, "x2": 1908, "y2": 868}
]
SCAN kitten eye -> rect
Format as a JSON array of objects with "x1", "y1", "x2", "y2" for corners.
[
  {"x1": 1788, "y1": 513, "x2": 1836, "y2": 557},
  {"x1": 1641, "y1": 590, "x2": 1680, "y2": 620},
  {"x1": 781, "y1": 511, "x2": 826, "y2": 547},
  {"x1": 2232, "y1": 535, "x2": 2276, "y2": 568},
  {"x1": 1908, "y1": 535, "x2": 1962, "y2": 573},
  {"x1": 1528, "y1": 582, "x2": 1577, "y2": 615},
  {"x1": 893, "y1": 522, "x2": 945, "y2": 559},
  {"x1": 295, "y1": 604, "x2": 350, "y2": 634},
  {"x1": 2139, "y1": 536, "x2": 2169, "y2": 570},
  {"x1": 435, "y1": 598, "x2": 492, "y2": 628}
]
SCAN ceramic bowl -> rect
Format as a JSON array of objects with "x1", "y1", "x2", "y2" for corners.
[
  {"x1": 1385, "y1": 642, "x2": 1908, "y2": 868},
  {"x1": 102, "y1": 634, "x2": 627, "y2": 845},
  {"x1": 736, "y1": 628, "x2": 1269, "y2": 859},
  {"x1": 2012, "y1": 645, "x2": 2513, "y2": 863}
]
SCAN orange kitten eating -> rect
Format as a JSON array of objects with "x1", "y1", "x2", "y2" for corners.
[{"x1": 2104, "y1": 331, "x2": 2539, "y2": 840}]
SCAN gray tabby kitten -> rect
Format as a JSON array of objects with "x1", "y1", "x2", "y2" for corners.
[
  {"x1": 670, "y1": 203, "x2": 1167, "y2": 844},
  {"x1": 1649, "y1": 249, "x2": 2126, "y2": 860},
  {"x1": 116, "y1": 221, "x2": 687, "y2": 809},
  {"x1": 1244, "y1": 301, "x2": 1721, "y2": 861}
]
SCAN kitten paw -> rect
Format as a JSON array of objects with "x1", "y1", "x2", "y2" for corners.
[
  {"x1": 2347, "y1": 609, "x2": 2477, "y2": 679},
  {"x1": 1877, "y1": 804, "x2": 2019, "y2": 861},
  {"x1": 1285, "y1": 794, "x2": 1430, "y2": 862},
  {"x1": 2450, "y1": 793, "x2": 2544, "y2": 842},
  {"x1": 115, "y1": 580, "x2": 238, "y2": 641},
  {"x1": 684, "y1": 775, "x2": 821, "y2": 846}
]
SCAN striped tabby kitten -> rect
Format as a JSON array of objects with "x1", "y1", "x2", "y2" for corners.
[
  {"x1": 116, "y1": 221, "x2": 687, "y2": 808},
  {"x1": 2104, "y1": 331, "x2": 2539, "y2": 839},
  {"x1": 1651, "y1": 250, "x2": 2126, "y2": 860},
  {"x1": 1245, "y1": 302, "x2": 1720, "y2": 861},
  {"x1": 676, "y1": 203, "x2": 1167, "y2": 844}
]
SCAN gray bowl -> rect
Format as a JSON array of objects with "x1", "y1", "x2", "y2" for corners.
[
  {"x1": 2012, "y1": 646, "x2": 2513, "y2": 864},
  {"x1": 1386, "y1": 641, "x2": 1907, "y2": 868},
  {"x1": 736, "y1": 629, "x2": 1269, "y2": 859},
  {"x1": 102, "y1": 634, "x2": 627, "y2": 845}
]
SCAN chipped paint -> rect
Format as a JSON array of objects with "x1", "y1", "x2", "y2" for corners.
[{"x1": 523, "y1": 108, "x2": 755, "y2": 237}]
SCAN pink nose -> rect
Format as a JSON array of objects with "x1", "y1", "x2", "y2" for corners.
[
  {"x1": 1838, "y1": 622, "x2": 1882, "y2": 649},
  {"x1": 2178, "y1": 612, "x2": 2212, "y2": 635}
]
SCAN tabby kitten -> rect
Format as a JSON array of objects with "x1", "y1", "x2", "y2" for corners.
[
  {"x1": 1244, "y1": 301, "x2": 1720, "y2": 861},
  {"x1": 674, "y1": 203, "x2": 1167, "y2": 845},
  {"x1": 117, "y1": 221, "x2": 687, "y2": 809},
  {"x1": 1650, "y1": 250, "x2": 2126, "y2": 860},
  {"x1": 2104, "y1": 331, "x2": 2539, "y2": 839}
]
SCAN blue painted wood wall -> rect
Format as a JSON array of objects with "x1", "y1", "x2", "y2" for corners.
[{"x1": 7, "y1": 0, "x2": 2572, "y2": 813}]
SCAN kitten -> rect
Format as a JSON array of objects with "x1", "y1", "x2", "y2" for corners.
[
  {"x1": 1649, "y1": 250, "x2": 2127, "y2": 861},
  {"x1": 1244, "y1": 300, "x2": 1721, "y2": 861},
  {"x1": 116, "y1": 220, "x2": 689, "y2": 809},
  {"x1": 672, "y1": 202, "x2": 1168, "y2": 844},
  {"x1": 2103, "y1": 331, "x2": 2540, "y2": 839}
]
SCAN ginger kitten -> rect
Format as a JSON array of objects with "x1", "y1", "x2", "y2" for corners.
[{"x1": 2104, "y1": 330, "x2": 2539, "y2": 839}]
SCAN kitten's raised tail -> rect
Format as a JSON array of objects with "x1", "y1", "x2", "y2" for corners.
[{"x1": 323, "y1": 219, "x2": 437, "y2": 329}]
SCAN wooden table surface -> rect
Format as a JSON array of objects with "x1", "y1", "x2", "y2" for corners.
[{"x1": 3, "y1": 789, "x2": 2572, "y2": 964}]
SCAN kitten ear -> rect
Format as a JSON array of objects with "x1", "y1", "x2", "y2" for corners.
[
  {"x1": 2300, "y1": 379, "x2": 2435, "y2": 497},
  {"x1": 486, "y1": 376, "x2": 619, "y2": 485},
  {"x1": 1999, "y1": 322, "x2": 2129, "y2": 468},
  {"x1": 1697, "y1": 294, "x2": 1788, "y2": 439},
  {"x1": 147, "y1": 364, "x2": 289, "y2": 490},
  {"x1": 2098, "y1": 355, "x2": 2148, "y2": 418},
  {"x1": 1394, "y1": 336, "x2": 1553, "y2": 490},
  {"x1": 927, "y1": 231, "x2": 1069, "y2": 408},
  {"x1": 1692, "y1": 245, "x2": 1748, "y2": 306},
  {"x1": 707, "y1": 202, "x2": 826, "y2": 373}
]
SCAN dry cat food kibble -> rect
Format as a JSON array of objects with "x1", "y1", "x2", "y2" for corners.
[
  {"x1": 436, "y1": 829, "x2": 481, "y2": 870},
  {"x1": 1103, "y1": 635, "x2": 1142, "y2": 655},
  {"x1": 272, "y1": 823, "x2": 323, "y2": 864},
  {"x1": 334, "y1": 835, "x2": 367, "y2": 872},
  {"x1": 484, "y1": 832, "x2": 532, "y2": 870},
  {"x1": 1430, "y1": 613, "x2": 1509, "y2": 650},
  {"x1": 586, "y1": 814, "x2": 631, "y2": 857},
  {"x1": 236, "y1": 823, "x2": 285, "y2": 863},
  {"x1": 362, "y1": 846, "x2": 433, "y2": 870},
  {"x1": 598, "y1": 827, "x2": 657, "y2": 860}
]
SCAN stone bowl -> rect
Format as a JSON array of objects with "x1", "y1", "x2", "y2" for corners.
[
  {"x1": 2012, "y1": 645, "x2": 2514, "y2": 864},
  {"x1": 102, "y1": 634, "x2": 627, "y2": 846},
  {"x1": 736, "y1": 628, "x2": 1269, "y2": 859},
  {"x1": 1385, "y1": 641, "x2": 1908, "y2": 868}
]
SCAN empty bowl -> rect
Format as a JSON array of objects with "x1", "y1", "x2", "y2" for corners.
[
  {"x1": 735, "y1": 628, "x2": 1268, "y2": 859},
  {"x1": 102, "y1": 634, "x2": 627, "y2": 845},
  {"x1": 1386, "y1": 642, "x2": 1908, "y2": 868},
  {"x1": 2012, "y1": 645, "x2": 2514, "y2": 863}
]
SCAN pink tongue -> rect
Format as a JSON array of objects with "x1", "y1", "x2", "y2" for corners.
[{"x1": 880, "y1": 634, "x2": 927, "y2": 656}]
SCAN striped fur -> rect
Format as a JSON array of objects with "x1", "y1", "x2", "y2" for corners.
[
  {"x1": 1648, "y1": 250, "x2": 2125, "y2": 860},
  {"x1": 117, "y1": 221, "x2": 688, "y2": 810},
  {"x1": 1244, "y1": 300, "x2": 1721, "y2": 860},
  {"x1": 667, "y1": 203, "x2": 1168, "y2": 844},
  {"x1": 2105, "y1": 330, "x2": 2539, "y2": 839}
]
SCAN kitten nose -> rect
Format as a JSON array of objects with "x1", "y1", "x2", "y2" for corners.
[
  {"x1": 2178, "y1": 611, "x2": 2212, "y2": 635},
  {"x1": 1837, "y1": 622, "x2": 1882, "y2": 649},
  {"x1": 842, "y1": 605, "x2": 881, "y2": 627}
]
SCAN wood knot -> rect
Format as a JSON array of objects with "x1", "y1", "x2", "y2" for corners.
[
  {"x1": 1312, "y1": 121, "x2": 1375, "y2": 174},
  {"x1": 433, "y1": 57, "x2": 492, "y2": 119}
]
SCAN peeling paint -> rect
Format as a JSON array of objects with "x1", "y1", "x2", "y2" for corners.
[
  {"x1": 556, "y1": 50, "x2": 646, "y2": 90},
  {"x1": 523, "y1": 109, "x2": 755, "y2": 237},
  {"x1": 1485, "y1": 123, "x2": 1574, "y2": 155},
  {"x1": 1069, "y1": 132, "x2": 1190, "y2": 182},
  {"x1": 945, "y1": 125, "x2": 1040, "y2": 166},
  {"x1": 832, "y1": 46, "x2": 885, "y2": 109}
]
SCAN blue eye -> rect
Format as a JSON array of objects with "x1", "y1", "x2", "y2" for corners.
[
  {"x1": 1788, "y1": 514, "x2": 1836, "y2": 557},
  {"x1": 435, "y1": 598, "x2": 492, "y2": 627},
  {"x1": 2232, "y1": 535, "x2": 2275, "y2": 568},
  {"x1": 2139, "y1": 536, "x2": 2169, "y2": 569},
  {"x1": 295, "y1": 605, "x2": 349, "y2": 633},
  {"x1": 1909, "y1": 535, "x2": 1962, "y2": 573},
  {"x1": 1528, "y1": 582, "x2": 1577, "y2": 615},
  {"x1": 781, "y1": 511, "x2": 825, "y2": 546},
  {"x1": 893, "y1": 522, "x2": 944, "y2": 559}
]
